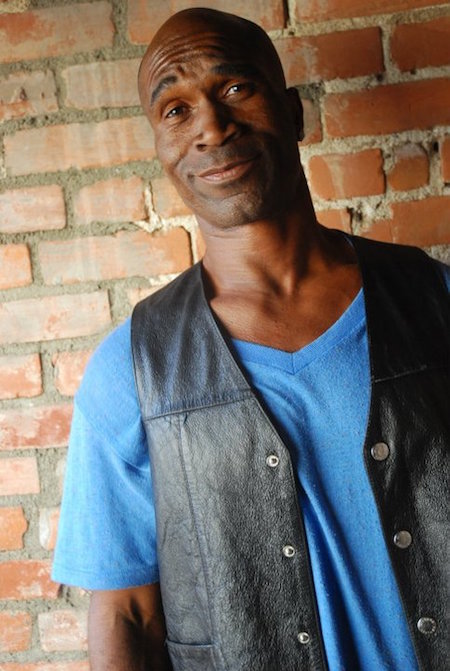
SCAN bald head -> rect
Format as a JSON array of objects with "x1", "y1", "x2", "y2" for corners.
[{"x1": 138, "y1": 8, "x2": 286, "y2": 113}]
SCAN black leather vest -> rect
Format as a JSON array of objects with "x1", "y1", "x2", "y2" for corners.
[{"x1": 132, "y1": 236, "x2": 449, "y2": 671}]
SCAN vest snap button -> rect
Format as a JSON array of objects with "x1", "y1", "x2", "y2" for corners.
[
  {"x1": 282, "y1": 545, "x2": 295, "y2": 558},
  {"x1": 417, "y1": 617, "x2": 437, "y2": 635},
  {"x1": 266, "y1": 454, "x2": 279, "y2": 468},
  {"x1": 393, "y1": 530, "x2": 412, "y2": 549},
  {"x1": 297, "y1": 631, "x2": 310, "y2": 644},
  {"x1": 370, "y1": 442, "x2": 390, "y2": 461}
]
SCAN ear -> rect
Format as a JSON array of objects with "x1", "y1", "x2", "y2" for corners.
[{"x1": 286, "y1": 87, "x2": 304, "y2": 142}]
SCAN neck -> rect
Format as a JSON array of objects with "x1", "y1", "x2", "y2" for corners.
[{"x1": 199, "y1": 182, "x2": 351, "y2": 300}]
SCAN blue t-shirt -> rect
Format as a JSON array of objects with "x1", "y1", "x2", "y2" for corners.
[{"x1": 53, "y1": 259, "x2": 450, "y2": 671}]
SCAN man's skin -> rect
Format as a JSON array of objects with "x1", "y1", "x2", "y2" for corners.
[{"x1": 88, "y1": 8, "x2": 361, "y2": 669}]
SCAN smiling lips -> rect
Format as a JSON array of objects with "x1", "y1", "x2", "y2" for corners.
[{"x1": 198, "y1": 156, "x2": 258, "y2": 183}]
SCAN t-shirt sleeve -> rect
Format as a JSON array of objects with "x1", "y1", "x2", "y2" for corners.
[{"x1": 52, "y1": 318, "x2": 159, "y2": 589}]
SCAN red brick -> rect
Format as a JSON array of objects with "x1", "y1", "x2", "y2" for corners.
[
  {"x1": 387, "y1": 144, "x2": 429, "y2": 191},
  {"x1": 151, "y1": 176, "x2": 192, "y2": 219},
  {"x1": 0, "y1": 354, "x2": 42, "y2": 400},
  {"x1": 293, "y1": 0, "x2": 448, "y2": 22},
  {"x1": 302, "y1": 98, "x2": 322, "y2": 146},
  {"x1": 316, "y1": 209, "x2": 351, "y2": 232},
  {"x1": 52, "y1": 350, "x2": 92, "y2": 397},
  {"x1": 363, "y1": 196, "x2": 450, "y2": 246},
  {"x1": 39, "y1": 229, "x2": 192, "y2": 284},
  {"x1": 38, "y1": 609, "x2": 88, "y2": 652},
  {"x1": 62, "y1": 59, "x2": 140, "y2": 109},
  {"x1": 0, "y1": 404, "x2": 72, "y2": 451},
  {"x1": 0, "y1": 560, "x2": 58, "y2": 600},
  {"x1": 0, "y1": 244, "x2": 32, "y2": 290},
  {"x1": 0, "y1": 2, "x2": 114, "y2": 64},
  {"x1": 391, "y1": 17, "x2": 450, "y2": 71},
  {"x1": 5, "y1": 116, "x2": 155, "y2": 176},
  {"x1": 441, "y1": 137, "x2": 450, "y2": 183},
  {"x1": 0, "y1": 185, "x2": 65, "y2": 233},
  {"x1": 275, "y1": 28, "x2": 383, "y2": 86},
  {"x1": 0, "y1": 70, "x2": 57, "y2": 121},
  {"x1": 0, "y1": 663, "x2": 89, "y2": 671},
  {"x1": 74, "y1": 176, "x2": 146, "y2": 225},
  {"x1": 0, "y1": 507, "x2": 28, "y2": 550},
  {"x1": 324, "y1": 78, "x2": 450, "y2": 137},
  {"x1": 309, "y1": 149, "x2": 384, "y2": 200},
  {"x1": 127, "y1": 0, "x2": 285, "y2": 44},
  {"x1": 0, "y1": 612, "x2": 32, "y2": 652},
  {"x1": 0, "y1": 457, "x2": 40, "y2": 497},
  {"x1": 127, "y1": 285, "x2": 167, "y2": 307},
  {"x1": 0, "y1": 292, "x2": 110, "y2": 345},
  {"x1": 39, "y1": 507, "x2": 60, "y2": 551}
]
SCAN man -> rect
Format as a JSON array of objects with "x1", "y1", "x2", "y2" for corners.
[{"x1": 52, "y1": 8, "x2": 449, "y2": 671}]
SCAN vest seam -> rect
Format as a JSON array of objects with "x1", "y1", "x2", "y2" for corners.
[{"x1": 141, "y1": 390, "x2": 256, "y2": 421}]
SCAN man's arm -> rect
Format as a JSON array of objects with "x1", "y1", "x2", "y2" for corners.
[{"x1": 88, "y1": 583, "x2": 173, "y2": 671}]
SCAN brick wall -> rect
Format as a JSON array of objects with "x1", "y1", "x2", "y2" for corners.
[{"x1": 0, "y1": 0, "x2": 449, "y2": 665}]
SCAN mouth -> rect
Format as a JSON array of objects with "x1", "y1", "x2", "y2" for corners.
[{"x1": 197, "y1": 156, "x2": 259, "y2": 184}]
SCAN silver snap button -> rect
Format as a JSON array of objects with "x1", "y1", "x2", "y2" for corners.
[
  {"x1": 417, "y1": 617, "x2": 437, "y2": 635},
  {"x1": 393, "y1": 530, "x2": 412, "y2": 549},
  {"x1": 370, "y1": 442, "x2": 390, "y2": 461},
  {"x1": 297, "y1": 631, "x2": 310, "y2": 644},
  {"x1": 266, "y1": 454, "x2": 280, "y2": 468},
  {"x1": 282, "y1": 545, "x2": 296, "y2": 558}
]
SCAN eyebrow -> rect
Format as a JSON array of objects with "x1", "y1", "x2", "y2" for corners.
[
  {"x1": 211, "y1": 63, "x2": 261, "y2": 79},
  {"x1": 150, "y1": 75, "x2": 178, "y2": 105}
]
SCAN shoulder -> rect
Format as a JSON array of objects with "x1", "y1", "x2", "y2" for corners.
[{"x1": 75, "y1": 318, "x2": 144, "y2": 454}]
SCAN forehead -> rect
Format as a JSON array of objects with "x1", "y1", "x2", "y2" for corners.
[{"x1": 140, "y1": 29, "x2": 276, "y2": 108}]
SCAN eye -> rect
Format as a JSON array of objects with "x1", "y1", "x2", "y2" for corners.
[
  {"x1": 224, "y1": 81, "x2": 255, "y2": 99},
  {"x1": 165, "y1": 105, "x2": 185, "y2": 119}
]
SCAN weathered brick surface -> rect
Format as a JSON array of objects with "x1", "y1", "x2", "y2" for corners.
[
  {"x1": 0, "y1": 612, "x2": 32, "y2": 652},
  {"x1": 316, "y1": 209, "x2": 351, "y2": 232},
  {"x1": 0, "y1": 560, "x2": 58, "y2": 600},
  {"x1": 0, "y1": 457, "x2": 39, "y2": 496},
  {"x1": 0, "y1": 292, "x2": 111, "y2": 345},
  {"x1": 309, "y1": 149, "x2": 385, "y2": 200},
  {"x1": 275, "y1": 28, "x2": 383, "y2": 86},
  {"x1": 294, "y1": 0, "x2": 448, "y2": 22},
  {"x1": 0, "y1": 354, "x2": 42, "y2": 400},
  {"x1": 0, "y1": 70, "x2": 57, "y2": 121},
  {"x1": 387, "y1": 144, "x2": 429, "y2": 191},
  {"x1": 0, "y1": 244, "x2": 32, "y2": 290},
  {"x1": 39, "y1": 507, "x2": 60, "y2": 551},
  {"x1": 391, "y1": 17, "x2": 450, "y2": 71},
  {"x1": 5, "y1": 117, "x2": 155, "y2": 176},
  {"x1": 39, "y1": 229, "x2": 192, "y2": 284},
  {"x1": 442, "y1": 137, "x2": 450, "y2": 183},
  {"x1": 53, "y1": 350, "x2": 92, "y2": 397},
  {"x1": 74, "y1": 176, "x2": 146, "y2": 225},
  {"x1": 363, "y1": 196, "x2": 450, "y2": 245},
  {"x1": 324, "y1": 78, "x2": 450, "y2": 137},
  {"x1": 0, "y1": 2, "x2": 114, "y2": 63},
  {"x1": 0, "y1": 185, "x2": 65, "y2": 233},
  {"x1": 0, "y1": 507, "x2": 28, "y2": 550},
  {"x1": 0, "y1": 404, "x2": 72, "y2": 451},
  {"x1": 151, "y1": 176, "x2": 192, "y2": 219},
  {"x1": 0, "y1": 663, "x2": 89, "y2": 671},
  {"x1": 62, "y1": 59, "x2": 141, "y2": 109},
  {"x1": 302, "y1": 99, "x2": 322, "y2": 146},
  {"x1": 127, "y1": 0, "x2": 286, "y2": 44},
  {"x1": 38, "y1": 610, "x2": 88, "y2": 652},
  {"x1": 127, "y1": 285, "x2": 167, "y2": 307}
]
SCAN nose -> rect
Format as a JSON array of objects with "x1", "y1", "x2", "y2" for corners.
[{"x1": 195, "y1": 98, "x2": 240, "y2": 150}]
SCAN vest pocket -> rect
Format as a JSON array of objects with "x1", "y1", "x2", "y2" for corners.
[{"x1": 166, "y1": 639, "x2": 216, "y2": 670}]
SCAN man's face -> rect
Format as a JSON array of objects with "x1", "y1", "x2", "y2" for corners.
[{"x1": 140, "y1": 21, "x2": 302, "y2": 229}]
